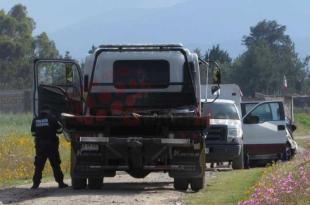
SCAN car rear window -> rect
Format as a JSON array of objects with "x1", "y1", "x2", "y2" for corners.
[{"x1": 113, "y1": 60, "x2": 170, "y2": 89}]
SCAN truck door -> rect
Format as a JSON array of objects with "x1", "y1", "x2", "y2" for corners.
[
  {"x1": 242, "y1": 101, "x2": 287, "y2": 157},
  {"x1": 33, "y1": 59, "x2": 83, "y2": 119}
]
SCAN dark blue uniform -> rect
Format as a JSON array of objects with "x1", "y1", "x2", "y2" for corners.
[{"x1": 31, "y1": 111, "x2": 67, "y2": 188}]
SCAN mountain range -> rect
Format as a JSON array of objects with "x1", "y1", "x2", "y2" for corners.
[{"x1": 1, "y1": 0, "x2": 309, "y2": 60}]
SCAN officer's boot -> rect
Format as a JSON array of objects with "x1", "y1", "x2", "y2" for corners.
[
  {"x1": 31, "y1": 182, "x2": 40, "y2": 189},
  {"x1": 58, "y1": 182, "x2": 69, "y2": 188}
]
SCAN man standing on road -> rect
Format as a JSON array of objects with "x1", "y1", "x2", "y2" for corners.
[{"x1": 31, "y1": 105, "x2": 68, "y2": 189}]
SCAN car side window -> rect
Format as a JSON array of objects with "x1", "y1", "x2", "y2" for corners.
[
  {"x1": 270, "y1": 102, "x2": 283, "y2": 121},
  {"x1": 250, "y1": 103, "x2": 272, "y2": 122}
]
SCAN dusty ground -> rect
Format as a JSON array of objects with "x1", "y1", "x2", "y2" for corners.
[{"x1": 0, "y1": 172, "x2": 213, "y2": 205}]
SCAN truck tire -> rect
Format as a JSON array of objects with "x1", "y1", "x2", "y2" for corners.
[
  {"x1": 128, "y1": 170, "x2": 150, "y2": 178},
  {"x1": 232, "y1": 146, "x2": 244, "y2": 170},
  {"x1": 71, "y1": 145, "x2": 87, "y2": 189},
  {"x1": 190, "y1": 135, "x2": 206, "y2": 192},
  {"x1": 190, "y1": 172, "x2": 205, "y2": 192},
  {"x1": 88, "y1": 177, "x2": 103, "y2": 189},
  {"x1": 174, "y1": 178, "x2": 188, "y2": 191},
  {"x1": 72, "y1": 177, "x2": 87, "y2": 190}
]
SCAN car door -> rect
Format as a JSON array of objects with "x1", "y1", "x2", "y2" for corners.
[
  {"x1": 33, "y1": 59, "x2": 83, "y2": 119},
  {"x1": 242, "y1": 101, "x2": 287, "y2": 157}
]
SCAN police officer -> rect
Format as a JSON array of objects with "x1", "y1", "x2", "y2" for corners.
[{"x1": 31, "y1": 105, "x2": 68, "y2": 189}]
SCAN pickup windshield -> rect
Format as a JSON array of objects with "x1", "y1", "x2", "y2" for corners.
[{"x1": 204, "y1": 103, "x2": 239, "y2": 120}]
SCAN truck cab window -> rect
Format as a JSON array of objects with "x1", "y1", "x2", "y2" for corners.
[
  {"x1": 113, "y1": 60, "x2": 170, "y2": 89},
  {"x1": 250, "y1": 103, "x2": 272, "y2": 122},
  {"x1": 37, "y1": 62, "x2": 81, "y2": 97}
]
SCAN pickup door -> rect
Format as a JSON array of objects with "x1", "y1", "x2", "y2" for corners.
[
  {"x1": 33, "y1": 59, "x2": 83, "y2": 119},
  {"x1": 242, "y1": 101, "x2": 287, "y2": 160}
]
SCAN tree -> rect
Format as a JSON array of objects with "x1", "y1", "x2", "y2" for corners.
[
  {"x1": 205, "y1": 45, "x2": 232, "y2": 64},
  {"x1": 205, "y1": 45, "x2": 232, "y2": 84},
  {"x1": 0, "y1": 4, "x2": 60, "y2": 89},
  {"x1": 0, "y1": 5, "x2": 35, "y2": 89},
  {"x1": 88, "y1": 45, "x2": 97, "y2": 54},
  {"x1": 193, "y1": 48, "x2": 202, "y2": 59},
  {"x1": 33, "y1": 32, "x2": 59, "y2": 58},
  {"x1": 243, "y1": 20, "x2": 291, "y2": 50},
  {"x1": 64, "y1": 51, "x2": 72, "y2": 59},
  {"x1": 231, "y1": 20, "x2": 307, "y2": 96}
]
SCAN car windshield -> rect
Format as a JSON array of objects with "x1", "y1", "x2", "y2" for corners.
[{"x1": 204, "y1": 103, "x2": 240, "y2": 120}]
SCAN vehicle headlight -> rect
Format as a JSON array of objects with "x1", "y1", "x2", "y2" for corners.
[
  {"x1": 227, "y1": 128, "x2": 242, "y2": 142},
  {"x1": 228, "y1": 128, "x2": 238, "y2": 138}
]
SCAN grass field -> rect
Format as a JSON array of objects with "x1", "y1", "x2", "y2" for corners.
[
  {"x1": 0, "y1": 113, "x2": 32, "y2": 137},
  {"x1": 186, "y1": 169, "x2": 263, "y2": 205},
  {"x1": 0, "y1": 113, "x2": 71, "y2": 186},
  {"x1": 294, "y1": 112, "x2": 310, "y2": 136},
  {"x1": 187, "y1": 110, "x2": 310, "y2": 204}
]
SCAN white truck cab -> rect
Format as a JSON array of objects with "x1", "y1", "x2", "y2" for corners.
[{"x1": 201, "y1": 84, "x2": 298, "y2": 168}]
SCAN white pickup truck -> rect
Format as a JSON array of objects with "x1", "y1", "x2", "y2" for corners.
[
  {"x1": 241, "y1": 101, "x2": 298, "y2": 166},
  {"x1": 202, "y1": 99, "x2": 244, "y2": 169},
  {"x1": 201, "y1": 84, "x2": 298, "y2": 168}
]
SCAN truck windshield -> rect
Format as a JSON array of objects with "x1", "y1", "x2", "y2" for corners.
[{"x1": 204, "y1": 103, "x2": 239, "y2": 120}]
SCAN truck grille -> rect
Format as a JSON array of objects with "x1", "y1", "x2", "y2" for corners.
[{"x1": 206, "y1": 125, "x2": 227, "y2": 141}]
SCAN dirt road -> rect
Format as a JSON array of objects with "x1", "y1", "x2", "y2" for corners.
[{"x1": 0, "y1": 172, "x2": 213, "y2": 205}]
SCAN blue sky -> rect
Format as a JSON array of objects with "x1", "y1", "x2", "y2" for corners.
[
  {"x1": 0, "y1": 0, "x2": 309, "y2": 59},
  {"x1": 0, "y1": 0, "x2": 186, "y2": 33}
]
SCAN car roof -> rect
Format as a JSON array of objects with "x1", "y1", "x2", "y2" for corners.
[{"x1": 206, "y1": 99, "x2": 235, "y2": 104}]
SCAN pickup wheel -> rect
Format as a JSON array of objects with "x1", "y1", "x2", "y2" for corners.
[
  {"x1": 72, "y1": 177, "x2": 87, "y2": 190},
  {"x1": 243, "y1": 152, "x2": 250, "y2": 169},
  {"x1": 174, "y1": 178, "x2": 188, "y2": 191},
  {"x1": 232, "y1": 146, "x2": 244, "y2": 169},
  {"x1": 88, "y1": 177, "x2": 103, "y2": 189},
  {"x1": 282, "y1": 144, "x2": 292, "y2": 161}
]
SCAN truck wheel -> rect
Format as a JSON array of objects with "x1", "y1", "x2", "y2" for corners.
[
  {"x1": 232, "y1": 147, "x2": 244, "y2": 169},
  {"x1": 128, "y1": 170, "x2": 150, "y2": 178},
  {"x1": 72, "y1": 177, "x2": 87, "y2": 189},
  {"x1": 174, "y1": 178, "x2": 188, "y2": 191},
  {"x1": 88, "y1": 177, "x2": 103, "y2": 189},
  {"x1": 71, "y1": 145, "x2": 87, "y2": 189},
  {"x1": 190, "y1": 173, "x2": 205, "y2": 192}
]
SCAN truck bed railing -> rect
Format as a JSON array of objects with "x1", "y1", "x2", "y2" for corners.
[{"x1": 98, "y1": 44, "x2": 184, "y2": 50}]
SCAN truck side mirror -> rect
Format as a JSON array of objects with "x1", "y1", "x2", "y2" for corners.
[
  {"x1": 211, "y1": 85, "x2": 220, "y2": 95},
  {"x1": 84, "y1": 75, "x2": 89, "y2": 92},
  {"x1": 244, "y1": 115, "x2": 259, "y2": 124},
  {"x1": 212, "y1": 69, "x2": 221, "y2": 85}
]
